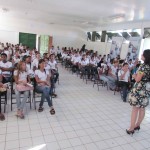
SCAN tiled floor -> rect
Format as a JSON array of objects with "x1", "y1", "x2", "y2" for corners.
[{"x1": 1, "y1": 64, "x2": 150, "y2": 150}]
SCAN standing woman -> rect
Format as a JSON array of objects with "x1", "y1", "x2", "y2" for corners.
[
  {"x1": 14, "y1": 61, "x2": 31, "y2": 119},
  {"x1": 127, "y1": 49, "x2": 150, "y2": 135},
  {"x1": 35, "y1": 59, "x2": 55, "y2": 115}
]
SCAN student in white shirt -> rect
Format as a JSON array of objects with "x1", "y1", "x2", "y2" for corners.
[
  {"x1": 32, "y1": 52, "x2": 40, "y2": 69},
  {"x1": 118, "y1": 63, "x2": 130, "y2": 102},
  {"x1": 106, "y1": 60, "x2": 119, "y2": 90},
  {"x1": 25, "y1": 56, "x2": 34, "y2": 78},
  {"x1": 0, "y1": 69, "x2": 7, "y2": 120},
  {"x1": 128, "y1": 59, "x2": 134, "y2": 70},
  {"x1": 14, "y1": 61, "x2": 31, "y2": 119},
  {"x1": 50, "y1": 46, "x2": 56, "y2": 55},
  {"x1": 79, "y1": 54, "x2": 90, "y2": 78},
  {"x1": 71, "y1": 52, "x2": 80, "y2": 73},
  {"x1": 89, "y1": 56, "x2": 97, "y2": 76},
  {"x1": 56, "y1": 46, "x2": 62, "y2": 60},
  {"x1": 13, "y1": 51, "x2": 20, "y2": 65},
  {"x1": 0, "y1": 53, "x2": 13, "y2": 83},
  {"x1": 48, "y1": 54, "x2": 58, "y2": 97},
  {"x1": 35, "y1": 59, "x2": 55, "y2": 115}
]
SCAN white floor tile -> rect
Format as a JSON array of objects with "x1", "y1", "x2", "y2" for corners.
[
  {"x1": 58, "y1": 139, "x2": 72, "y2": 149},
  {"x1": 69, "y1": 138, "x2": 82, "y2": 147},
  {"x1": 5, "y1": 140, "x2": 19, "y2": 150}
]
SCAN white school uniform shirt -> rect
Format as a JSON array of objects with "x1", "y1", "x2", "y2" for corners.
[
  {"x1": 45, "y1": 63, "x2": 51, "y2": 72},
  {"x1": 32, "y1": 58, "x2": 39, "y2": 68},
  {"x1": 13, "y1": 56, "x2": 20, "y2": 64},
  {"x1": 128, "y1": 63, "x2": 134, "y2": 69},
  {"x1": 111, "y1": 65, "x2": 117, "y2": 76},
  {"x1": 49, "y1": 60, "x2": 57, "y2": 70},
  {"x1": 57, "y1": 48, "x2": 62, "y2": 54},
  {"x1": 26, "y1": 63, "x2": 34, "y2": 75},
  {"x1": 35, "y1": 70, "x2": 49, "y2": 81},
  {"x1": 89, "y1": 59, "x2": 97, "y2": 66},
  {"x1": 14, "y1": 70, "x2": 28, "y2": 82},
  {"x1": 0, "y1": 61, "x2": 12, "y2": 75},
  {"x1": 80, "y1": 59, "x2": 88, "y2": 66},
  {"x1": 72, "y1": 56, "x2": 80, "y2": 64},
  {"x1": 50, "y1": 48, "x2": 56, "y2": 55},
  {"x1": 118, "y1": 70, "x2": 130, "y2": 82}
]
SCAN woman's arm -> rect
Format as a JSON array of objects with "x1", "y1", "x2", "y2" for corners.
[
  {"x1": 35, "y1": 75, "x2": 46, "y2": 84},
  {"x1": 27, "y1": 75, "x2": 31, "y2": 83},
  {"x1": 132, "y1": 72, "x2": 144, "y2": 82}
]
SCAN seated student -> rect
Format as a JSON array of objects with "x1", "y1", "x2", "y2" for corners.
[
  {"x1": 56, "y1": 46, "x2": 62, "y2": 60},
  {"x1": 79, "y1": 54, "x2": 90, "y2": 78},
  {"x1": 107, "y1": 60, "x2": 119, "y2": 90},
  {"x1": 35, "y1": 59, "x2": 55, "y2": 115},
  {"x1": 13, "y1": 50, "x2": 20, "y2": 65},
  {"x1": 14, "y1": 61, "x2": 31, "y2": 119},
  {"x1": 89, "y1": 55, "x2": 97, "y2": 77},
  {"x1": 97, "y1": 61, "x2": 109, "y2": 84},
  {"x1": 25, "y1": 55, "x2": 34, "y2": 78},
  {"x1": 32, "y1": 52, "x2": 41, "y2": 70},
  {"x1": 0, "y1": 69, "x2": 8, "y2": 120},
  {"x1": 44, "y1": 58, "x2": 51, "y2": 73},
  {"x1": 49, "y1": 54, "x2": 59, "y2": 83},
  {"x1": 118, "y1": 63, "x2": 130, "y2": 102},
  {"x1": 0, "y1": 53, "x2": 13, "y2": 83},
  {"x1": 71, "y1": 52, "x2": 80, "y2": 73}
]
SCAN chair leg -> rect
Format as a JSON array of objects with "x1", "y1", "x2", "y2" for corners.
[{"x1": 29, "y1": 92, "x2": 31, "y2": 109}]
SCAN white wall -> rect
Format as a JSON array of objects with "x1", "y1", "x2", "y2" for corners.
[
  {"x1": 0, "y1": 17, "x2": 86, "y2": 49},
  {"x1": 53, "y1": 35, "x2": 86, "y2": 49},
  {"x1": 105, "y1": 42, "x2": 112, "y2": 55},
  {"x1": 0, "y1": 30, "x2": 19, "y2": 44},
  {"x1": 86, "y1": 41, "x2": 106, "y2": 55}
]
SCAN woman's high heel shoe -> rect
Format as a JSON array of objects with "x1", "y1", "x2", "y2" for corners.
[
  {"x1": 126, "y1": 129, "x2": 134, "y2": 135},
  {"x1": 134, "y1": 126, "x2": 140, "y2": 131}
]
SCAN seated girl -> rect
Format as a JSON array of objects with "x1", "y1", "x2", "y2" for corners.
[
  {"x1": 35, "y1": 59, "x2": 55, "y2": 115},
  {"x1": 79, "y1": 54, "x2": 90, "y2": 78},
  {"x1": 0, "y1": 69, "x2": 8, "y2": 121},
  {"x1": 14, "y1": 61, "x2": 31, "y2": 119}
]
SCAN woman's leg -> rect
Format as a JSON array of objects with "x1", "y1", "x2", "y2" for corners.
[
  {"x1": 20, "y1": 91, "x2": 29, "y2": 111},
  {"x1": 15, "y1": 90, "x2": 21, "y2": 110},
  {"x1": 122, "y1": 82, "x2": 128, "y2": 102},
  {"x1": 135, "y1": 108, "x2": 145, "y2": 127},
  {"x1": 36, "y1": 86, "x2": 46, "y2": 107},
  {"x1": 43, "y1": 87, "x2": 53, "y2": 107},
  {"x1": 128, "y1": 106, "x2": 139, "y2": 130}
]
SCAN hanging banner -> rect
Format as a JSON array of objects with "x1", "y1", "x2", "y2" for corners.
[
  {"x1": 126, "y1": 37, "x2": 141, "y2": 61},
  {"x1": 110, "y1": 37, "x2": 124, "y2": 59}
]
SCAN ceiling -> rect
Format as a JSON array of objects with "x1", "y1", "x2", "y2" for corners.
[{"x1": 0, "y1": 0, "x2": 150, "y2": 31}]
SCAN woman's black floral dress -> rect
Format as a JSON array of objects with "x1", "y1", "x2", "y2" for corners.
[{"x1": 128, "y1": 64, "x2": 150, "y2": 108}]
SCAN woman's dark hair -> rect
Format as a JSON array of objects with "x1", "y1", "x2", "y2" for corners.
[
  {"x1": 123, "y1": 63, "x2": 128, "y2": 66},
  {"x1": 143, "y1": 49, "x2": 150, "y2": 65},
  {"x1": 38, "y1": 59, "x2": 45, "y2": 69}
]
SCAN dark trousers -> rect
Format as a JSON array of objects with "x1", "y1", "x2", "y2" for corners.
[
  {"x1": 118, "y1": 81, "x2": 129, "y2": 102},
  {"x1": 35, "y1": 86, "x2": 52, "y2": 107}
]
